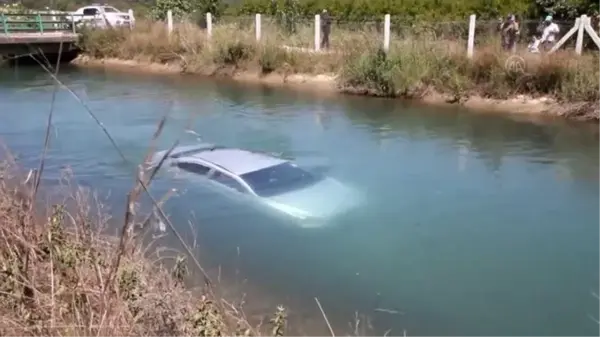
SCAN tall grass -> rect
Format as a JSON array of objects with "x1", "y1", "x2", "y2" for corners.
[
  {"x1": 79, "y1": 20, "x2": 350, "y2": 75},
  {"x1": 0, "y1": 148, "x2": 297, "y2": 336},
  {"x1": 340, "y1": 41, "x2": 600, "y2": 102},
  {"x1": 78, "y1": 20, "x2": 599, "y2": 109}
]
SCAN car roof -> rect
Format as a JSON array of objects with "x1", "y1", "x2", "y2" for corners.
[
  {"x1": 81, "y1": 5, "x2": 118, "y2": 10},
  {"x1": 169, "y1": 143, "x2": 219, "y2": 158},
  {"x1": 173, "y1": 144, "x2": 288, "y2": 176}
]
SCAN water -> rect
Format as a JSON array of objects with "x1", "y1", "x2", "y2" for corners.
[{"x1": 0, "y1": 66, "x2": 598, "y2": 336}]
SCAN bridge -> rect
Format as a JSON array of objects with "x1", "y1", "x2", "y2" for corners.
[{"x1": 0, "y1": 12, "x2": 82, "y2": 64}]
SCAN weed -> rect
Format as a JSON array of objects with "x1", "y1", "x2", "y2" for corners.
[{"x1": 0, "y1": 158, "x2": 298, "y2": 336}]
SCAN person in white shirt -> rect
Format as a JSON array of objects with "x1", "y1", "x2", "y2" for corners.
[{"x1": 528, "y1": 15, "x2": 560, "y2": 53}]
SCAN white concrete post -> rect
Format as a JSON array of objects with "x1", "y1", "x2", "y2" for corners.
[
  {"x1": 128, "y1": 9, "x2": 134, "y2": 29},
  {"x1": 575, "y1": 15, "x2": 586, "y2": 55},
  {"x1": 206, "y1": 12, "x2": 212, "y2": 38},
  {"x1": 467, "y1": 14, "x2": 476, "y2": 58},
  {"x1": 166, "y1": 10, "x2": 173, "y2": 34},
  {"x1": 255, "y1": 13, "x2": 261, "y2": 41},
  {"x1": 315, "y1": 14, "x2": 321, "y2": 52},
  {"x1": 549, "y1": 17, "x2": 581, "y2": 54},
  {"x1": 383, "y1": 14, "x2": 390, "y2": 52}
]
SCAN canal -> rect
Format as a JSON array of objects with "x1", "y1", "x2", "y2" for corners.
[{"x1": 0, "y1": 66, "x2": 598, "y2": 336}]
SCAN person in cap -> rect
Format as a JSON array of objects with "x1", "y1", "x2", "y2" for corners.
[
  {"x1": 529, "y1": 15, "x2": 560, "y2": 53},
  {"x1": 539, "y1": 15, "x2": 560, "y2": 50}
]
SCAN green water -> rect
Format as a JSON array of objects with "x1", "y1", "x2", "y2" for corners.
[{"x1": 0, "y1": 66, "x2": 598, "y2": 336}]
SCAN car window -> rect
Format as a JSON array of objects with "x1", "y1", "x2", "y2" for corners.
[
  {"x1": 102, "y1": 6, "x2": 119, "y2": 13},
  {"x1": 210, "y1": 172, "x2": 246, "y2": 193},
  {"x1": 241, "y1": 162, "x2": 322, "y2": 197},
  {"x1": 82, "y1": 8, "x2": 99, "y2": 15},
  {"x1": 176, "y1": 162, "x2": 210, "y2": 175}
]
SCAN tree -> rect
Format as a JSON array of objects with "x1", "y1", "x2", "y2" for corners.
[
  {"x1": 151, "y1": 0, "x2": 225, "y2": 21},
  {"x1": 530, "y1": 0, "x2": 599, "y2": 20}
]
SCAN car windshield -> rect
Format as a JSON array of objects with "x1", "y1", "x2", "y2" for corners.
[
  {"x1": 102, "y1": 6, "x2": 119, "y2": 12},
  {"x1": 241, "y1": 162, "x2": 322, "y2": 197}
]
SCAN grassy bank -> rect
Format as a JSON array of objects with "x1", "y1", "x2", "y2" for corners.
[
  {"x1": 0, "y1": 148, "x2": 288, "y2": 336},
  {"x1": 77, "y1": 21, "x2": 600, "y2": 121}
]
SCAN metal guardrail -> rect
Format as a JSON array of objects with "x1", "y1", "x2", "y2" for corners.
[{"x1": 0, "y1": 12, "x2": 84, "y2": 34}]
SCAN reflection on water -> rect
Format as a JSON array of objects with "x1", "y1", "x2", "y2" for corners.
[{"x1": 0, "y1": 66, "x2": 598, "y2": 336}]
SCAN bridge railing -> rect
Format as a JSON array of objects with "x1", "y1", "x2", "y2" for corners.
[{"x1": 0, "y1": 13, "x2": 84, "y2": 34}]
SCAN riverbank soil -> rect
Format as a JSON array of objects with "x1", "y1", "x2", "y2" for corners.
[
  {"x1": 73, "y1": 21, "x2": 599, "y2": 122},
  {"x1": 73, "y1": 54, "x2": 599, "y2": 123}
]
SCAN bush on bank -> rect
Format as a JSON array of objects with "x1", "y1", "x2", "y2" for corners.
[
  {"x1": 340, "y1": 41, "x2": 599, "y2": 103},
  {"x1": 78, "y1": 21, "x2": 600, "y2": 106}
]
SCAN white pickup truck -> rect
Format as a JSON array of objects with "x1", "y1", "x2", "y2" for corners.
[{"x1": 69, "y1": 4, "x2": 135, "y2": 29}]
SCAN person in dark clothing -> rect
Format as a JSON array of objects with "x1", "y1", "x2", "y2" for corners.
[
  {"x1": 499, "y1": 14, "x2": 520, "y2": 53},
  {"x1": 320, "y1": 9, "x2": 332, "y2": 50}
]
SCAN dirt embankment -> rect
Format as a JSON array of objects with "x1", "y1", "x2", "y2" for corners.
[{"x1": 72, "y1": 56, "x2": 599, "y2": 123}]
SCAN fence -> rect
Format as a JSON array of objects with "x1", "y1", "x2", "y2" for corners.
[
  {"x1": 0, "y1": 12, "x2": 80, "y2": 34},
  {"x1": 3, "y1": 6, "x2": 598, "y2": 57},
  {"x1": 162, "y1": 11, "x2": 600, "y2": 58},
  {"x1": 0, "y1": 8, "x2": 136, "y2": 34}
]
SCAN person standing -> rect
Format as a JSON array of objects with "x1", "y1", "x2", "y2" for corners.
[
  {"x1": 500, "y1": 14, "x2": 520, "y2": 53},
  {"x1": 320, "y1": 9, "x2": 332, "y2": 50},
  {"x1": 538, "y1": 15, "x2": 560, "y2": 51},
  {"x1": 529, "y1": 15, "x2": 560, "y2": 53}
]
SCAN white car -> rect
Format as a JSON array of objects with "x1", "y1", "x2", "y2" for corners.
[
  {"x1": 150, "y1": 143, "x2": 364, "y2": 228},
  {"x1": 70, "y1": 4, "x2": 135, "y2": 29}
]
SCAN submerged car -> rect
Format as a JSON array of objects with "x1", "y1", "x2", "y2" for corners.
[{"x1": 149, "y1": 143, "x2": 362, "y2": 227}]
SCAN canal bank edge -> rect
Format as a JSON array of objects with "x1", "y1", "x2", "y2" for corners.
[{"x1": 72, "y1": 56, "x2": 599, "y2": 123}]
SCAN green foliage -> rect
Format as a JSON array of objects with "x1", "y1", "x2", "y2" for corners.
[
  {"x1": 274, "y1": 0, "x2": 301, "y2": 34},
  {"x1": 231, "y1": 0, "x2": 531, "y2": 22},
  {"x1": 171, "y1": 255, "x2": 189, "y2": 284},
  {"x1": 151, "y1": 0, "x2": 226, "y2": 21},
  {"x1": 15, "y1": 0, "x2": 154, "y2": 14},
  {"x1": 339, "y1": 44, "x2": 600, "y2": 103},
  {"x1": 213, "y1": 40, "x2": 255, "y2": 65},
  {"x1": 258, "y1": 43, "x2": 288, "y2": 73},
  {"x1": 270, "y1": 306, "x2": 287, "y2": 336},
  {"x1": 77, "y1": 26, "x2": 128, "y2": 58},
  {"x1": 11, "y1": 0, "x2": 599, "y2": 24},
  {"x1": 530, "y1": 0, "x2": 598, "y2": 20},
  {"x1": 229, "y1": 0, "x2": 599, "y2": 23},
  {"x1": 151, "y1": 0, "x2": 198, "y2": 20},
  {"x1": 187, "y1": 297, "x2": 225, "y2": 336},
  {"x1": 341, "y1": 48, "x2": 398, "y2": 96},
  {"x1": 0, "y1": 2, "x2": 29, "y2": 13}
]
